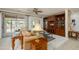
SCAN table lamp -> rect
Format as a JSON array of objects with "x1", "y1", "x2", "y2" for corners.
[{"x1": 32, "y1": 23, "x2": 43, "y2": 37}]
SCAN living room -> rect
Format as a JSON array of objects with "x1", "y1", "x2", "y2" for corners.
[{"x1": 0, "y1": 8, "x2": 79, "y2": 50}]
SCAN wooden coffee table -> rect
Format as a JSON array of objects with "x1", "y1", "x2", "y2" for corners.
[{"x1": 30, "y1": 37, "x2": 47, "y2": 50}]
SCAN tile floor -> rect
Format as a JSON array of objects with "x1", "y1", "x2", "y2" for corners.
[
  {"x1": 57, "y1": 38, "x2": 79, "y2": 50},
  {"x1": 48, "y1": 35, "x2": 67, "y2": 50},
  {"x1": 0, "y1": 37, "x2": 21, "y2": 50}
]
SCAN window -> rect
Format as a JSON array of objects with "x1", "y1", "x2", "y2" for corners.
[{"x1": 4, "y1": 17, "x2": 25, "y2": 37}]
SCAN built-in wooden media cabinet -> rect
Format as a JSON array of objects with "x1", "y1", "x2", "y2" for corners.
[{"x1": 43, "y1": 13, "x2": 65, "y2": 36}]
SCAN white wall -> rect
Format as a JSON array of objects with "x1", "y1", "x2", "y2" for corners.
[{"x1": 70, "y1": 12, "x2": 79, "y2": 31}]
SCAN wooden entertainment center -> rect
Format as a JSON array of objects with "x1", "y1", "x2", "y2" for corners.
[{"x1": 43, "y1": 13, "x2": 65, "y2": 36}]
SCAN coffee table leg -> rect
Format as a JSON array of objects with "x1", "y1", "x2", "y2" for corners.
[{"x1": 12, "y1": 38, "x2": 15, "y2": 50}]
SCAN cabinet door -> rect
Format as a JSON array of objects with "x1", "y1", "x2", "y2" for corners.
[
  {"x1": 55, "y1": 28, "x2": 59, "y2": 35},
  {"x1": 59, "y1": 29, "x2": 65, "y2": 36}
]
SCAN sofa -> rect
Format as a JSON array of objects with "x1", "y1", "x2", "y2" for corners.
[{"x1": 20, "y1": 28, "x2": 44, "y2": 50}]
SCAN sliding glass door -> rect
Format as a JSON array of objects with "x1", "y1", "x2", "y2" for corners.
[
  {"x1": 3, "y1": 15, "x2": 43, "y2": 37},
  {"x1": 4, "y1": 17, "x2": 25, "y2": 37}
]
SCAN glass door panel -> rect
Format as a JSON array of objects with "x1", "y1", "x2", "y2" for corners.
[
  {"x1": 4, "y1": 18, "x2": 12, "y2": 37},
  {"x1": 12, "y1": 20, "x2": 17, "y2": 33}
]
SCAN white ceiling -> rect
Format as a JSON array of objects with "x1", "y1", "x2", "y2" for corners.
[
  {"x1": 69, "y1": 8, "x2": 79, "y2": 13},
  {"x1": 0, "y1": 8, "x2": 65, "y2": 17}
]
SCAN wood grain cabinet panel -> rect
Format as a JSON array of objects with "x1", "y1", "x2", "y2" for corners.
[
  {"x1": 43, "y1": 13, "x2": 65, "y2": 36},
  {"x1": 30, "y1": 37, "x2": 47, "y2": 50}
]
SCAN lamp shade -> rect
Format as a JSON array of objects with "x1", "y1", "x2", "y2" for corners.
[{"x1": 32, "y1": 23, "x2": 43, "y2": 32}]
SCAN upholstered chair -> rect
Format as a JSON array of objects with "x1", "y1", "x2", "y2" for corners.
[{"x1": 20, "y1": 27, "x2": 33, "y2": 50}]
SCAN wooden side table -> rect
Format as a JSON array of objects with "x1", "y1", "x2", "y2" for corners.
[
  {"x1": 68, "y1": 31, "x2": 78, "y2": 39},
  {"x1": 77, "y1": 32, "x2": 79, "y2": 39},
  {"x1": 12, "y1": 35, "x2": 23, "y2": 50},
  {"x1": 30, "y1": 37, "x2": 47, "y2": 50}
]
